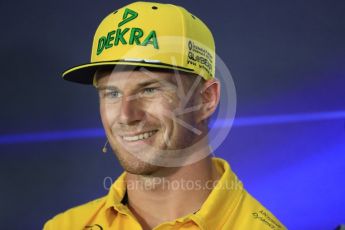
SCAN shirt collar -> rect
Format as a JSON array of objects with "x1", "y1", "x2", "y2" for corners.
[
  {"x1": 104, "y1": 171, "x2": 127, "y2": 211},
  {"x1": 194, "y1": 157, "x2": 243, "y2": 229},
  {"x1": 104, "y1": 157, "x2": 243, "y2": 230}
]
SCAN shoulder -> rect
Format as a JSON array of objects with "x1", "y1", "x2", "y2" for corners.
[{"x1": 43, "y1": 196, "x2": 107, "y2": 230}]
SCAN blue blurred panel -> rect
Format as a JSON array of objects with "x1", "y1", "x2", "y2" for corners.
[
  {"x1": 0, "y1": 128, "x2": 104, "y2": 144},
  {"x1": 217, "y1": 118, "x2": 345, "y2": 229},
  {"x1": 253, "y1": 142, "x2": 345, "y2": 229}
]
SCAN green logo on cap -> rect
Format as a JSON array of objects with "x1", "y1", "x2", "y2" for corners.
[
  {"x1": 118, "y1": 8, "x2": 138, "y2": 27},
  {"x1": 96, "y1": 8, "x2": 159, "y2": 55}
]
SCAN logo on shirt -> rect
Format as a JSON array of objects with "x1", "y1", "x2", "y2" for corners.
[
  {"x1": 85, "y1": 224, "x2": 103, "y2": 230},
  {"x1": 252, "y1": 210, "x2": 282, "y2": 229}
]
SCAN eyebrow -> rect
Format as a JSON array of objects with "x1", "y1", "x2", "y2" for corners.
[
  {"x1": 95, "y1": 85, "x2": 119, "y2": 91},
  {"x1": 96, "y1": 78, "x2": 176, "y2": 91},
  {"x1": 137, "y1": 79, "x2": 163, "y2": 88},
  {"x1": 139, "y1": 77, "x2": 179, "y2": 89}
]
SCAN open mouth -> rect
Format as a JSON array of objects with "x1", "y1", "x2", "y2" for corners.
[{"x1": 121, "y1": 130, "x2": 158, "y2": 142}]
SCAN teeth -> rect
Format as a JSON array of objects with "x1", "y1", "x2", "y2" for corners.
[{"x1": 123, "y1": 131, "x2": 157, "y2": 142}]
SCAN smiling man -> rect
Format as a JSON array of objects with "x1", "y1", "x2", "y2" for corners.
[
  {"x1": 94, "y1": 68, "x2": 212, "y2": 173},
  {"x1": 44, "y1": 2, "x2": 286, "y2": 230}
]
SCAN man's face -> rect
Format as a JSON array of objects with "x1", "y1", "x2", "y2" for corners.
[{"x1": 95, "y1": 68, "x2": 205, "y2": 175}]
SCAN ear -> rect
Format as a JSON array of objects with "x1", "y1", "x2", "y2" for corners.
[{"x1": 196, "y1": 79, "x2": 220, "y2": 124}]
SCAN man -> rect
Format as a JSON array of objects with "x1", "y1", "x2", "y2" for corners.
[{"x1": 44, "y1": 2, "x2": 286, "y2": 229}]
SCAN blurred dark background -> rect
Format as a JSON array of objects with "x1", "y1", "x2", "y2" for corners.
[{"x1": 1, "y1": 0, "x2": 344, "y2": 229}]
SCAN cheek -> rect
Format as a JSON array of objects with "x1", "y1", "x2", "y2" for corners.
[
  {"x1": 140, "y1": 97, "x2": 176, "y2": 133},
  {"x1": 100, "y1": 102, "x2": 118, "y2": 129},
  {"x1": 141, "y1": 94, "x2": 176, "y2": 116}
]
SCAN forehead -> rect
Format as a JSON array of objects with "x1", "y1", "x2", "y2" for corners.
[{"x1": 94, "y1": 67, "x2": 196, "y2": 88}]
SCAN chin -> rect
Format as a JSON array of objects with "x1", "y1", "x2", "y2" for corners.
[
  {"x1": 122, "y1": 161, "x2": 161, "y2": 176},
  {"x1": 114, "y1": 148, "x2": 161, "y2": 175},
  {"x1": 124, "y1": 165, "x2": 159, "y2": 176}
]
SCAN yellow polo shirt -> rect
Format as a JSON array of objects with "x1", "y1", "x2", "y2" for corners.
[{"x1": 44, "y1": 157, "x2": 286, "y2": 229}]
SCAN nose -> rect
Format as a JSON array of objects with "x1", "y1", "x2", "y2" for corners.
[{"x1": 117, "y1": 94, "x2": 145, "y2": 125}]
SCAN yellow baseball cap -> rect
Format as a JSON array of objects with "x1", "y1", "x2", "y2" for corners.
[{"x1": 62, "y1": 1, "x2": 215, "y2": 84}]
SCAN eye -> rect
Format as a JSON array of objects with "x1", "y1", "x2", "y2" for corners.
[
  {"x1": 142, "y1": 87, "x2": 159, "y2": 95},
  {"x1": 102, "y1": 89, "x2": 122, "y2": 98}
]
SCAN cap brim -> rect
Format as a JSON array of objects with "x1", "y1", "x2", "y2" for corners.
[{"x1": 62, "y1": 60, "x2": 195, "y2": 85}]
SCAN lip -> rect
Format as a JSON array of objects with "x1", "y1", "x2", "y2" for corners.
[
  {"x1": 119, "y1": 129, "x2": 159, "y2": 137},
  {"x1": 117, "y1": 129, "x2": 159, "y2": 146}
]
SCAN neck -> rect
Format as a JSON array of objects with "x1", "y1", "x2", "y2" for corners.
[{"x1": 125, "y1": 153, "x2": 220, "y2": 229}]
